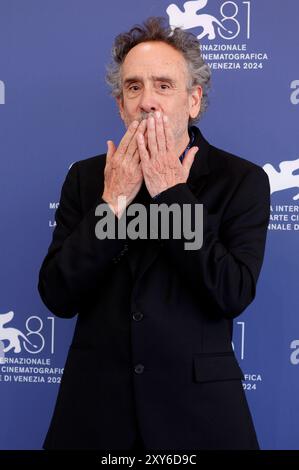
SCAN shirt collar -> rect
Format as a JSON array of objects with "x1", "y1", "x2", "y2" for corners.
[{"x1": 179, "y1": 128, "x2": 196, "y2": 162}]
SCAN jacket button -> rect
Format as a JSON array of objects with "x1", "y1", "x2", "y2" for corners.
[
  {"x1": 132, "y1": 311, "x2": 143, "y2": 321},
  {"x1": 134, "y1": 364, "x2": 144, "y2": 374}
]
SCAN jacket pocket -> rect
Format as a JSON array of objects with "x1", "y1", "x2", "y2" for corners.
[{"x1": 193, "y1": 352, "x2": 244, "y2": 383}]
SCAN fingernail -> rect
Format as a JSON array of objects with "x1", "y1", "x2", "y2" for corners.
[
  {"x1": 132, "y1": 120, "x2": 139, "y2": 128},
  {"x1": 163, "y1": 115, "x2": 168, "y2": 123},
  {"x1": 155, "y1": 111, "x2": 161, "y2": 119},
  {"x1": 149, "y1": 117, "x2": 155, "y2": 126}
]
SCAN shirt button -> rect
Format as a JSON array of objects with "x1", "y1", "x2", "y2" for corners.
[
  {"x1": 134, "y1": 364, "x2": 144, "y2": 374},
  {"x1": 132, "y1": 311, "x2": 144, "y2": 321}
]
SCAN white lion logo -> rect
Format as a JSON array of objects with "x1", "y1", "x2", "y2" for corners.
[
  {"x1": 0, "y1": 311, "x2": 37, "y2": 353},
  {"x1": 167, "y1": 0, "x2": 232, "y2": 40},
  {"x1": 263, "y1": 158, "x2": 299, "y2": 200}
]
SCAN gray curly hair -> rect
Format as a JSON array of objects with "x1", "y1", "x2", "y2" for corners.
[{"x1": 106, "y1": 17, "x2": 211, "y2": 125}]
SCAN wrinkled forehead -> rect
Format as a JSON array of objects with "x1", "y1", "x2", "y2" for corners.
[{"x1": 121, "y1": 41, "x2": 189, "y2": 83}]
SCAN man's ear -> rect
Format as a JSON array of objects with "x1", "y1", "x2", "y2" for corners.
[
  {"x1": 189, "y1": 85, "x2": 202, "y2": 119},
  {"x1": 116, "y1": 96, "x2": 125, "y2": 121}
]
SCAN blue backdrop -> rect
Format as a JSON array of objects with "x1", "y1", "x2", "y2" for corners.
[{"x1": 0, "y1": 0, "x2": 298, "y2": 450}]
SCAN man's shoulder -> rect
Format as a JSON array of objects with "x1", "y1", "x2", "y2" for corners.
[
  {"x1": 65, "y1": 154, "x2": 107, "y2": 193},
  {"x1": 60, "y1": 154, "x2": 107, "y2": 207},
  {"x1": 208, "y1": 144, "x2": 268, "y2": 186},
  {"x1": 192, "y1": 127, "x2": 267, "y2": 182},
  {"x1": 72, "y1": 153, "x2": 106, "y2": 175},
  {"x1": 210, "y1": 144, "x2": 262, "y2": 174}
]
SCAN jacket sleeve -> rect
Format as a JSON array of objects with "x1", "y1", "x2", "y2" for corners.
[
  {"x1": 153, "y1": 166, "x2": 270, "y2": 319},
  {"x1": 38, "y1": 162, "x2": 126, "y2": 318}
]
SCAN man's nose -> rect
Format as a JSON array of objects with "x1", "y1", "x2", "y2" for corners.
[{"x1": 139, "y1": 88, "x2": 160, "y2": 114}]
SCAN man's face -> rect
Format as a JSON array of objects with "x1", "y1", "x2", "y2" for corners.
[{"x1": 116, "y1": 41, "x2": 202, "y2": 146}]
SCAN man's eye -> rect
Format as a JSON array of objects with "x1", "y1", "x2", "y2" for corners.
[
  {"x1": 129, "y1": 85, "x2": 140, "y2": 91},
  {"x1": 160, "y1": 84, "x2": 170, "y2": 90}
]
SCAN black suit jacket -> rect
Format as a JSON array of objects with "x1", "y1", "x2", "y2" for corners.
[{"x1": 38, "y1": 126, "x2": 270, "y2": 450}]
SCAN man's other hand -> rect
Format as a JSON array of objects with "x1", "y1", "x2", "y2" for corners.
[
  {"x1": 102, "y1": 119, "x2": 147, "y2": 218},
  {"x1": 137, "y1": 112, "x2": 198, "y2": 198}
]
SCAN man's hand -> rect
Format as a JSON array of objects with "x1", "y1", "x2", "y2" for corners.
[
  {"x1": 137, "y1": 112, "x2": 198, "y2": 198},
  {"x1": 102, "y1": 119, "x2": 147, "y2": 218}
]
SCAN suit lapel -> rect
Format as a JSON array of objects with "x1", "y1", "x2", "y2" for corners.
[
  {"x1": 126, "y1": 126, "x2": 212, "y2": 283},
  {"x1": 125, "y1": 181, "x2": 162, "y2": 280},
  {"x1": 129, "y1": 239, "x2": 162, "y2": 283},
  {"x1": 186, "y1": 126, "x2": 211, "y2": 194}
]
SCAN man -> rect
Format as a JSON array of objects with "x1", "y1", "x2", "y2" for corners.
[{"x1": 38, "y1": 17, "x2": 270, "y2": 450}]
